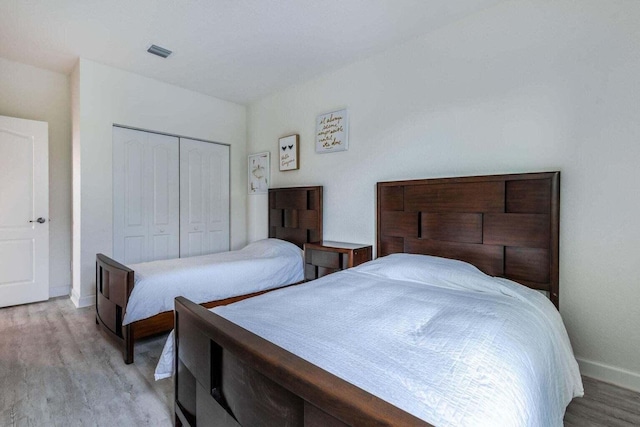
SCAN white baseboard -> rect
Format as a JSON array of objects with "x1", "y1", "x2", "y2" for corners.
[
  {"x1": 70, "y1": 288, "x2": 95, "y2": 308},
  {"x1": 577, "y1": 357, "x2": 640, "y2": 393},
  {"x1": 49, "y1": 284, "x2": 70, "y2": 298}
]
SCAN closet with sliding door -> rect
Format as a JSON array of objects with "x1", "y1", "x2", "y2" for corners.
[{"x1": 112, "y1": 126, "x2": 230, "y2": 264}]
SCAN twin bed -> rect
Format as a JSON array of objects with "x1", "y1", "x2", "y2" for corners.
[
  {"x1": 95, "y1": 186, "x2": 323, "y2": 364},
  {"x1": 169, "y1": 171, "x2": 583, "y2": 426}
]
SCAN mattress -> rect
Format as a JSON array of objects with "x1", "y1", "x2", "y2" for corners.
[
  {"x1": 122, "y1": 238, "x2": 303, "y2": 325},
  {"x1": 156, "y1": 253, "x2": 583, "y2": 426}
]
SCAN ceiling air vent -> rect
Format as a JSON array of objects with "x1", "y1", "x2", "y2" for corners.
[{"x1": 147, "y1": 44, "x2": 172, "y2": 58}]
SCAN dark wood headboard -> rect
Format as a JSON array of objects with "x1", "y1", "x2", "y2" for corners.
[
  {"x1": 268, "y1": 186, "x2": 323, "y2": 248},
  {"x1": 377, "y1": 172, "x2": 560, "y2": 307}
]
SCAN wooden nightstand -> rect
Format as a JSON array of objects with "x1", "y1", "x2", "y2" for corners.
[{"x1": 303, "y1": 241, "x2": 372, "y2": 281}]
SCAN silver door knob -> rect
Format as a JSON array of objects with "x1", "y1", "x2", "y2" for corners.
[{"x1": 29, "y1": 217, "x2": 46, "y2": 224}]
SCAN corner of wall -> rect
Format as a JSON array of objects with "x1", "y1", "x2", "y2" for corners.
[
  {"x1": 70, "y1": 286, "x2": 94, "y2": 308},
  {"x1": 70, "y1": 59, "x2": 82, "y2": 303}
]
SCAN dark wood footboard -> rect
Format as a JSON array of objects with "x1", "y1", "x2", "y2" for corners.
[
  {"x1": 96, "y1": 251, "x2": 191, "y2": 364},
  {"x1": 96, "y1": 253, "x2": 135, "y2": 363},
  {"x1": 174, "y1": 296, "x2": 429, "y2": 427}
]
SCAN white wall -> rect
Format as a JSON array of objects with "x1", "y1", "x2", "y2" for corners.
[
  {"x1": 71, "y1": 59, "x2": 246, "y2": 307},
  {"x1": 0, "y1": 57, "x2": 72, "y2": 298},
  {"x1": 247, "y1": 0, "x2": 640, "y2": 391}
]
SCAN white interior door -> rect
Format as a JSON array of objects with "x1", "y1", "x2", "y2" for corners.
[
  {"x1": 0, "y1": 115, "x2": 49, "y2": 308},
  {"x1": 180, "y1": 139, "x2": 230, "y2": 257},
  {"x1": 113, "y1": 127, "x2": 179, "y2": 264}
]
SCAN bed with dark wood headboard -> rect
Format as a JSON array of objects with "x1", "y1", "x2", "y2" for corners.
[
  {"x1": 378, "y1": 171, "x2": 559, "y2": 307},
  {"x1": 95, "y1": 186, "x2": 323, "y2": 364},
  {"x1": 172, "y1": 172, "x2": 562, "y2": 426}
]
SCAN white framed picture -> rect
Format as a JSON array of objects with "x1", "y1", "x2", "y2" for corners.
[
  {"x1": 279, "y1": 134, "x2": 299, "y2": 171},
  {"x1": 248, "y1": 151, "x2": 270, "y2": 194},
  {"x1": 316, "y1": 108, "x2": 348, "y2": 153}
]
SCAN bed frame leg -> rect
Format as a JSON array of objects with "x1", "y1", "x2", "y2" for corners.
[{"x1": 123, "y1": 324, "x2": 134, "y2": 364}]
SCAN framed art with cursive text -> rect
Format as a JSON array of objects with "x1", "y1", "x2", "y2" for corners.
[
  {"x1": 316, "y1": 108, "x2": 348, "y2": 153},
  {"x1": 279, "y1": 134, "x2": 299, "y2": 171}
]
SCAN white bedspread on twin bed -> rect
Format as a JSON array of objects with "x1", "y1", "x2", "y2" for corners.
[
  {"x1": 155, "y1": 253, "x2": 583, "y2": 426},
  {"x1": 122, "y1": 238, "x2": 303, "y2": 325}
]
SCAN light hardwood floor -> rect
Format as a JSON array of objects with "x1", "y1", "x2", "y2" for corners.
[
  {"x1": 1, "y1": 297, "x2": 173, "y2": 426},
  {"x1": 1, "y1": 298, "x2": 639, "y2": 426},
  {"x1": 565, "y1": 376, "x2": 640, "y2": 426}
]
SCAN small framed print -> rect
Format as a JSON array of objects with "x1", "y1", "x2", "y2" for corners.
[
  {"x1": 248, "y1": 151, "x2": 270, "y2": 194},
  {"x1": 316, "y1": 108, "x2": 348, "y2": 153},
  {"x1": 279, "y1": 134, "x2": 299, "y2": 171}
]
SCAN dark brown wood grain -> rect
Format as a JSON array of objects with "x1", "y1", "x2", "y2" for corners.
[
  {"x1": 269, "y1": 186, "x2": 324, "y2": 247},
  {"x1": 95, "y1": 186, "x2": 323, "y2": 364},
  {"x1": 378, "y1": 171, "x2": 560, "y2": 308},
  {"x1": 420, "y1": 212, "x2": 483, "y2": 243},
  {"x1": 303, "y1": 241, "x2": 373, "y2": 281},
  {"x1": 379, "y1": 211, "x2": 419, "y2": 238},
  {"x1": 95, "y1": 254, "x2": 133, "y2": 363},
  {"x1": 379, "y1": 235, "x2": 404, "y2": 255},
  {"x1": 483, "y1": 213, "x2": 550, "y2": 248},
  {"x1": 505, "y1": 247, "x2": 550, "y2": 284},
  {"x1": 404, "y1": 181, "x2": 505, "y2": 213},
  {"x1": 404, "y1": 237, "x2": 505, "y2": 276},
  {"x1": 378, "y1": 185, "x2": 404, "y2": 211},
  {"x1": 506, "y1": 178, "x2": 551, "y2": 213}
]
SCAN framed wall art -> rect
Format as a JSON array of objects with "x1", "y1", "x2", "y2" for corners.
[
  {"x1": 316, "y1": 108, "x2": 348, "y2": 153},
  {"x1": 248, "y1": 151, "x2": 270, "y2": 194},
  {"x1": 279, "y1": 134, "x2": 299, "y2": 171}
]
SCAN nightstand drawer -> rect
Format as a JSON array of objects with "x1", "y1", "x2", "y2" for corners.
[
  {"x1": 317, "y1": 266, "x2": 339, "y2": 278},
  {"x1": 310, "y1": 250, "x2": 341, "y2": 269},
  {"x1": 304, "y1": 264, "x2": 341, "y2": 280},
  {"x1": 303, "y1": 241, "x2": 372, "y2": 281}
]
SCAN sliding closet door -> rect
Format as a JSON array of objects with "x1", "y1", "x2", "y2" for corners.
[
  {"x1": 179, "y1": 138, "x2": 230, "y2": 257},
  {"x1": 113, "y1": 127, "x2": 180, "y2": 264}
]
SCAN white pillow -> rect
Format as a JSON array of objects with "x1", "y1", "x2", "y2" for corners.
[
  {"x1": 353, "y1": 253, "x2": 487, "y2": 285},
  {"x1": 240, "y1": 238, "x2": 302, "y2": 258},
  {"x1": 353, "y1": 253, "x2": 551, "y2": 310}
]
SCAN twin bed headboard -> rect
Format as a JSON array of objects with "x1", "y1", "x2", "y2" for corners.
[
  {"x1": 377, "y1": 172, "x2": 560, "y2": 307},
  {"x1": 268, "y1": 186, "x2": 323, "y2": 248}
]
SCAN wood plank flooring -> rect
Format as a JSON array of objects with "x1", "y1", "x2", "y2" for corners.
[
  {"x1": 1, "y1": 297, "x2": 639, "y2": 426},
  {"x1": 0, "y1": 297, "x2": 172, "y2": 426},
  {"x1": 565, "y1": 376, "x2": 640, "y2": 426}
]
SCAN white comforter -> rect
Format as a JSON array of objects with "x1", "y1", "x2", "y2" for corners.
[
  {"x1": 155, "y1": 253, "x2": 583, "y2": 426},
  {"x1": 122, "y1": 238, "x2": 303, "y2": 325}
]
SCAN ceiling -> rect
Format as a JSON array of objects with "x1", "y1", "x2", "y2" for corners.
[{"x1": 0, "y1": 0, "x2": 502, "y2": 105}]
